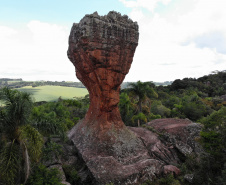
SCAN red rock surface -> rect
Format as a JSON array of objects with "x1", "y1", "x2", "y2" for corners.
[
  {"x1": 163, "y1": 165, "x2": 181, "y2": 176},
  {"x1": 67, "y1": 11, "x2": 138, "y2": 134},
  {"x1": 67, "y1": 11, "x2": 202, "y2": 184}
]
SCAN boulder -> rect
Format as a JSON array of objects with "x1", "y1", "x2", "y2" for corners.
[
  {"x1": 67, "y1": 118, "x2": 202, "y2": 184},
  {"x1": 147, "y1": 118, "x2": 203, "y2": 156}
]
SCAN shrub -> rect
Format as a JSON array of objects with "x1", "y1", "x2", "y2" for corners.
[
  {"x1": 42, "y1": 140, "x2": 62, "y2": 163},
  {"x1": 62, "y1": 164, "x2": 80, "y2": 184},
  {"x1": 27, "y1": 164, "x2": 63, "y2": 185}
]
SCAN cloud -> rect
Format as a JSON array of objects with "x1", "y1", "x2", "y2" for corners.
[
  {"x1": 184, "y1": 32, "x2": 226, "y2": 54},
  {"x1": 159, "y1": 63, "x2": 176, "y2": 66},
  {"x1": 0, "y1": 26, "x2": 17, "y2": 38},
  {"x1": 121, "y1": 0, "x2": 226, "y2": 82},
  {"x1": 1, "y1": 0, "x2": 226, "y2": 83},
  {"x1": 0, "y1": 21, "x2": 76, "y2": 81}
]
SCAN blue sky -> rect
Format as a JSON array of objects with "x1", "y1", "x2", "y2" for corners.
[
  {"x1": 0, "y1": 0, "x2": 226, "y2": 82},
  {"x1": 0, "y1": 0, "x2": 129, "y2": 26}
]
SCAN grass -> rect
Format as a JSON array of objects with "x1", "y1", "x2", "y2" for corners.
[{"x1": 17, "y1": 86, "x2": 88, "y2": 102}]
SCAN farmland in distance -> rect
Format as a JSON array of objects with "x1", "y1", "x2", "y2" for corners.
[{"x1": 17, "y1": 85, "x2": 88, "y2": 102}]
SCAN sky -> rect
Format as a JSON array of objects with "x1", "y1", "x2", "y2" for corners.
[{"x1": 0, "y1": 0, "x2": 226, "y2": 82}]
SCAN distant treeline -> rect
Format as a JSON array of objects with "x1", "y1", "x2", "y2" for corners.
[
  {"x1": 0, "y1": 79, "x2": 85, "y2": 88},
  {"x1": 0, "y1": 78, "x2": 22, "y2": 81},
  {"x1": 0, "y1": 78, "x2": 173, "y2": 89}
]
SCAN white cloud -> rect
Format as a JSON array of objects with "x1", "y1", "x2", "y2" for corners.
[
  {"x1": 122, "y1": 0, "x2": 226, "y2": 82},
  {"x1": 0, "y1": 26, "x2": 17, "y2": 38},
  {"x1": 0, "y1": 21, "x2": 76, "y2": 81},
  {"x1": 1, "y1": 0, "x2": 226, "y2": 83}
]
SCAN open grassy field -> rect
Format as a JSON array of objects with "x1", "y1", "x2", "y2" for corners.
[{"x1": 17, "y1": 86, "x2": 88, "y2": 102}]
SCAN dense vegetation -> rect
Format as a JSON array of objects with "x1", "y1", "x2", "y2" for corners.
[
  {"x1": 0, "y1": 70, "x2": 226, "y2": 184},
  {"x1": 120, "y1": 70, "x2": 226, "y2": 185},
  {"x1": 0, "y1": 88, "x2": 89, "y2": 185}
]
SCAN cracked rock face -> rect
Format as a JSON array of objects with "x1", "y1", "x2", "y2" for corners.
[
  {"x1": 67, "y1": 11, "x2": 139, "y2": 132},
  {"x1": 67, "y1": 12, "x2": 203, "y2": 185}
]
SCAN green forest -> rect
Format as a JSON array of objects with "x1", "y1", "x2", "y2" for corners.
[{"x1": 0, "y1": 70, "x2": 226, "y2": 185}]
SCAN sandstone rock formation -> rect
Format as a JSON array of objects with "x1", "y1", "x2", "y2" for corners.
[
  {"x1": 67, "y1": 11, "x2": 202, "y2": 184},
  {"x1": 66, "y1": 118, "x2": 202, "y2": 184},
  {"x1": 67, "y1": 11, "x2": 138, "y2": 132}
]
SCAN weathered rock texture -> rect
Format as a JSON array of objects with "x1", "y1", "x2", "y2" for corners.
[
  {"x1": 67, "y1": 118, "x2": 202, "y2": 184},
  {"x1": 68, "y1": 11, "x2": 138, "y2": 131},
  {"x1": 67, "y1": 11, "x2": 202, "y2": 184}
]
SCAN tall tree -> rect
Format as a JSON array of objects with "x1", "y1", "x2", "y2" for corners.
[
  {"x1": 128, "y1": 81, "x2": 158, "y2": 113},
  {"x1": 127, "y1": 81, "x2": 158, "y2": 126},
  {"x1": 119, "y1": 92, "x2": 134, "y2": 125},
  {"x1": 0, "y1": 87, "x2": 43, "y2": 185}
]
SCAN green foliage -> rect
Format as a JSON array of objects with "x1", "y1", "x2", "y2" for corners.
[
  {"x1": 0, "y1": 87, "x2": 33, "y2": 138},
  {"x1": 131, "y1": 112, "x2": 147, "y2": 126},
  {"x1": 156, "y1": 174, "x2": 181, "y2": 185},
  {"x1": 119, "y1": 92, "x2": 135, "y2": 125},
  {"x1": 20, "y1": 125, "x2": 44, "y2": 163},
  {"x1": 128, "y1": 81, "x2": 158, "y2": 113},
  {"x1": 63, "y1": 164, "x2": 81, "y2": 184},
  {"x1": 63, "y1": 99, "x2": 82, "y2": 108},
  {"x1": 169, "y1": 71, "x2": 226, "y2": 97},
  {"x1": 191, "y1": 107, "x2": 226, "y2": 184},
  {"x1": 147, "y1": 113, "x2": 161, "y2": 121},
  {"x1": 171, "y1": 79, "x2": 189, "y2": 90},
  {"x1": 163, "y1": 96, "x2": 181, "y2": 110},
  {"x1": 63, "y1": 95, "x2": 90, "y2": 120},
  {"x1": 142, "y1": 174, "x2": 180, "y2": 185},
  {"x1": 0, "y1": 87, "x2": 44, "y2": 184},
  {"x1": 65, "y1": 118, "x2": 75, "y2": 129},
  {"x1": 31, "y1": 102, "x2": 71, "y2": 138},
  {"x1": 31, "y1": 96, "x2": 90, "y2": 138},
  {"x1": 163, "y1": 92, "x2": 212, "y2": 121},
  {"x1": 0, "y1": 141, "x2": 21, "y2": 185},
  {"x1": 151, "y1": 101, "x2": 170, "y2": 118},
  {"x1": 200, "y1": 107, "x2": 226, "y2": 156},
  {"x1": 72, "y1": 117, "x2": 80, "y2": 124},
  {"x1": 42, "y1": 140, "x2": 62, "y2": 163},
  {"x1": 1, "y1": 71, "x2": 226, "y2": 184},
  {"x1": 26, "y1": 164, "x2": 63, "y2": 185}
]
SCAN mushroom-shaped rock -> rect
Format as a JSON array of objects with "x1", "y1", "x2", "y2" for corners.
[
  {"x1": 67, "y1": 11, "x2": 144, "y2": 162},
  {"x1": 67, "y1": 12, "x2": 202, "y2": 185},
  {"x1": 68, "y1": 11, "x2": 139, "y2": 132},
  {"x1": 67, "y1": 11, "x2": 159, "y2": 184}
]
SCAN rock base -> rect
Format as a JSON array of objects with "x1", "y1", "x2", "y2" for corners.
[{"x1": 68, "y1": 118, "x2": 202, "y2": 185}]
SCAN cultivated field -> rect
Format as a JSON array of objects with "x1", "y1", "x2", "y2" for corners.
[{"x1": 17, "y1": 86, "x2": 88, "y2": 102}]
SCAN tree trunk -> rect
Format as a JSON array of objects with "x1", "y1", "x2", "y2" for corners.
[
  {"x1": 138, "y1": 100, "x2": 142, "y2": 113},
  {"x1": 137, "y1": 119, "x2": 140, "y2": 127}
]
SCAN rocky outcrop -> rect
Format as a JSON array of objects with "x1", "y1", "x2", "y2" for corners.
[
  {"x1": 147, "y1": 118, "x2": 203, "y2": 156},
  {"x1": 67, "y1": 11, "x2": 138, "y2": 132},
  {"x1": 67, "y1": 11, "x2": 145, "y2": 184},
  {"x1": 66, "y1": 119, "x2": 202, "y2": 184},
  {"x1": 42, "y1": 119, "x2": 202, "y2": 184},
  {"x1": 67, "y1": 11, "x2": 202, "y2": 184}
]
